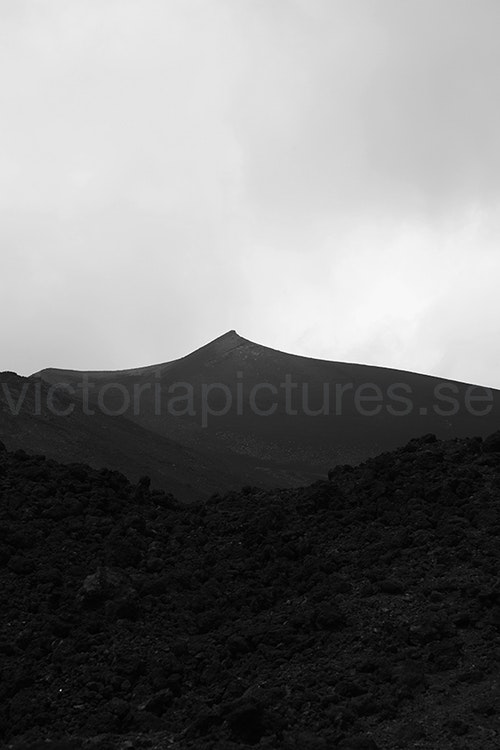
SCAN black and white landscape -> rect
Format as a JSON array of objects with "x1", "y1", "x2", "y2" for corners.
[{"x1": 2, "y1": 1, "x2": 500, "y2": 748}]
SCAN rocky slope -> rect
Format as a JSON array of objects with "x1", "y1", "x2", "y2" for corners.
[
  {"x1": 32, "y1": 330, "x2": 500, "y2": 489},
  {"x1": 1, "y1": 433, "x2": 500, "y2": 748},
  {"x1": 0, "y1": 371, "x2": 305, "y2": 502}
]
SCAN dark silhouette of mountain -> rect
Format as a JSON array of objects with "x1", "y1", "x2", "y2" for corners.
[
  {"x1": 26, "y1": 330, "x2": 500, "y2": 496},
  {"x1": 2, "y1": 431, "x2": 500, "y2": 748},
  {"x1": 0, "y1": 369, "x2": 288, "y2": 501}
]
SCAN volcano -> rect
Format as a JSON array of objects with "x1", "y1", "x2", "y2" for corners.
[{"x1": 0, "y1": 330, "x2": 498, "y2": 499}]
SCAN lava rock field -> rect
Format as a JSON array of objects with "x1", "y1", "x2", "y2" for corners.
[{"x1": 1, "y1": 433, "x2": 500, "y2": 748}]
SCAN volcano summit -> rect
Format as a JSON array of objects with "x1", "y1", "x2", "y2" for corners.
[{"x1": 0, "y1": 331, "x2": 498, "y2": 499}]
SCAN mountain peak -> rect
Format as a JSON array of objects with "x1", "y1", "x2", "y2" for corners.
[
  {"x1": 212, "y1": 329, "x2": 242, "y2": 343},
  {"x1": 190, "y1": 330, "x2": 249, "y2": 359}
]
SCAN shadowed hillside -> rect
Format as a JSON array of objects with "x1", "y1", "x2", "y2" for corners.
[
  {"x1": 30, "y1": 330, "x2": 500, "y2": 493},
  {"x1": 0, "y1": 370, "x2": 301, "y2": 502},
  {"x1": 2, "y1": 432, "x2": 500, "y2": 748}
]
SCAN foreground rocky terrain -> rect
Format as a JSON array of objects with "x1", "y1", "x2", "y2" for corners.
[{"x1": 1, "y1": 432, "x2": 500, "y2": 748}]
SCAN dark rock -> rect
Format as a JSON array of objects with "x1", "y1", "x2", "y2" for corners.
[
  {"x1": 457, "y1": 669, "x2": 485, "y2": 684},
  {"x1": 394, "y1": 660, "x2": 427, "y2": 691},
  {"x1": 379, "y1": 579, "x2": 405, "y2": 594},
  {"x1": 0, "y1": 434, "x2": 499, "y2": 748},
  {"x1": 336, "y1": 735, "x2": 379, "y2": 749},
  {"x1": 8, "y1": 555, "x2": 34, "y2": 575},
  {"x1": 314, "y1": 603, "x2": 347, "y2": 630},
  {"x1": 446, "y1": 718, "x2": 469, "y2": 735},
  {"x1": 283, "y1": 730, "x2": 329, "y2": 749},
  {"x1": 395, "y1": 722, "x2": 425, "y2": 744},
  {"x1": 139, "y1": 689, "x2": 173, "y2": 716},
  {"x1": 227, "y1": 633, "x2": 251, "y2": 656},
  {"x1": 223, "y1": 700, "x2": 265, "y2": 743},
  {"x1": 482, "y1": 431, "x2": 500, "y2": 453},
  {"x1": 189, "y1": 707, "x2": 222, "y2": 736},
  {"x1": 336, "y1": 680, "x2": 367, "y2": 698}
]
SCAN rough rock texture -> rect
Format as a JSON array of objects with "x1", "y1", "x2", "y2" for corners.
[{"x1": 1, "y1": 433, "x2": 500, "y2": 748}]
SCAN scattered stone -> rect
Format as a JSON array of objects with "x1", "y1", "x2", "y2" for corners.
[
  {"x1": 314, "y1": 603, "x2": 347, "y2": 630},
  {"x1": 379, "y1": 579, "x2": 405, "y2": 594},
  {"x1": 395, "y1": 722, "x2": 425, "y2": 745},
  {"x1": 336, "y1": 734, "x2": 379, "y2": 749},
  {"x1": 482, "y1": 431, "x2": 500, "y2": 452},
  {"x1": 446, "y1": 718, "x2": 470, "y2": 735},
  {"x1": 139, "y1": 689, "x2": 173, "y2": 716},
  {"x1": 0, "y1": 433, "x2": 499, "y2": 748}
]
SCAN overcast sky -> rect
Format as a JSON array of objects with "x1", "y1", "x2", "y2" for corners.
[{"x1": 1, "y1": 0, "x2": 500, "y2": 387}]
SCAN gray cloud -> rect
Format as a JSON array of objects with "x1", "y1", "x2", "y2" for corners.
[{"x1": 1, "y1": 0, "x2": 499, "y2": 387}]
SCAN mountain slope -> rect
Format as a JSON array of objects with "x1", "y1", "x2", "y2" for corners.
[
  {"x1": 34, "y1": 329, "x2": 500, "y2": 480},
  {"x1": 0, "y1": 370, "x2": 294, "y2": 501},
  {"x1": 2, "y1": 432, "x2": 500, "y2": 748}
]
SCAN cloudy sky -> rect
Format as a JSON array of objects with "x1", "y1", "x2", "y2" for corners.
[{"x1": 1, "y1": 0, "x2": 500, "y2": 387}]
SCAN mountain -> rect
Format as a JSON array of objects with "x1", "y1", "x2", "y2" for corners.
[
  {"x1": 0, "y1": 370, "x2": 282, "y2": 501},
  {"x1": 1, "y1": 331, "x2": 499, "y2": 499},
  {"x1": 2, "y1": 432, "x2": 500, "y2": 748}
]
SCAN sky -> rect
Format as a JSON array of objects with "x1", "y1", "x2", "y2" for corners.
[{"x1": 1, "y1": 0, "x2": 500, "y2": 387}]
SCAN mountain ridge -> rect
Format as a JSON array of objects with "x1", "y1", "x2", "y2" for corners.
[
  {"x1": 32, "y1": 330, "x2": 250, "y2": 382},
  {"x1": 32, "y1": 329, "x2": 497, "y2": 388},
  {"x1": 2, "y1": 332, "x2": 500, "y2": 500},
  {"x1": 33, "y1": 329, "x2": 497, "y2": 390}
]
